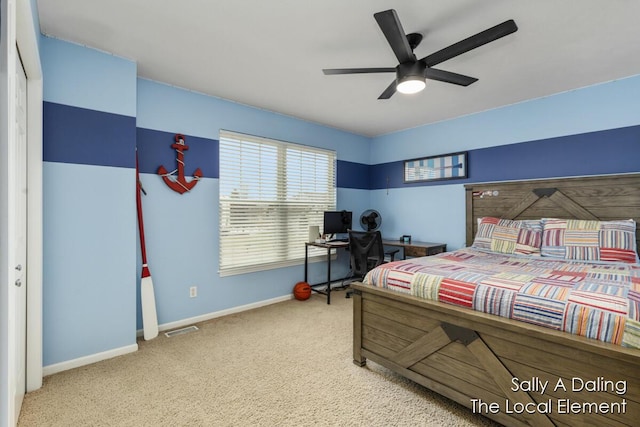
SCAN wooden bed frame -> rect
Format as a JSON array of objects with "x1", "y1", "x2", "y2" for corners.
[{"x1": 351, "y1": 174, "x2": 640, "y2": 427}]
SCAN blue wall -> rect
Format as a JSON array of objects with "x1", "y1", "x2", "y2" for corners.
[
  {"x1": 369, "y1": 75, "x2": 640, "y2": 249},
  {"x1": 40, "y1": 35, "x2": 640, "y2": 368},
  {"x1": 371, "y1": 76, "x2": 640, "y2": 162},
  {"x1": 41, "y1": 38, "x2": 371, "y2": 366},
  {"x1": 41, "y1": 37, "x2": 138, "y2": 365},
  {"x1": 134, "y1": 79, "x2": 371, "y2": 328}
]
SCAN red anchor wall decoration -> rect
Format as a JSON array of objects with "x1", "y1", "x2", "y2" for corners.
[{"x1": 157, "y1": 134, "x2": 203, "y2": 194}]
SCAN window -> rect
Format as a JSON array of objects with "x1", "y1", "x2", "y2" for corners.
[{"x1": 219, "y1": 130, "x2": 336, "y2": 276}]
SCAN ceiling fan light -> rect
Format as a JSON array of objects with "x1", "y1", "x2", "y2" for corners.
[{"x1": 397, "y1": 77, "x2": 426, "y2": 94}]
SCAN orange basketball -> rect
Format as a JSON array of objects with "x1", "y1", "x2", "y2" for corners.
[{"x1": 293, "y1": 281, "x2": 312, "y2": 301}]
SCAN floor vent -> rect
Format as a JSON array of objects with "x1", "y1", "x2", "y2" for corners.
[{"x1": 164, "y1": 325, "x2": 199, "y2": 338}]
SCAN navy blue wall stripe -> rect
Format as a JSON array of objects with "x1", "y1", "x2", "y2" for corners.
[
  {"x1": 43, "y1": 102, "x2": 136, "y2": 168},
  {"x1": 136, "y1": 128, "x2": 219, "y2": 178},
  {"x1": 470, "y1": 125, "x2": 640, "y2": 182},
  {"x1": 43, "y1": 102, "x2": 639, "y2": 189},
  {"x1": 337, "y1": 160, "x2": 369, "y2": 190},
  {"x1": 370, "y1": 125, "x2": 640, "y2": 190}
]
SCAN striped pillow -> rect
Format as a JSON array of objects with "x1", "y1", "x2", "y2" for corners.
[
  {"x1": 472, "y1": 217, "x2": 542, "y2": 256},
  {"x1": 541, "y1": 218, "x2": 638, "y2": 263}
]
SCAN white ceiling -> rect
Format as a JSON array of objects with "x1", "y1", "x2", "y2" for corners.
[{"x1": 37, "y1": 0, "x2": 640, "y2": 137}]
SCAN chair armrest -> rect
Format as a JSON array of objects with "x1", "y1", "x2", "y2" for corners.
[{"x1": 384, "y1": 248, "x2": 400, "y2": 262}]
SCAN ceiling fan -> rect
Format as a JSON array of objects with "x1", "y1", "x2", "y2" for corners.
[{"x1": 322, "y1": 9, "x2": 517, "y2": 99}]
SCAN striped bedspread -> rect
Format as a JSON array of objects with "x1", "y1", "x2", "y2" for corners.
[{"x1": 363, "y1": 248, "x2": 640, "y2": 349}]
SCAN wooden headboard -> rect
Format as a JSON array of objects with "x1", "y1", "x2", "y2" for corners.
[{"x1": 465, "y1": 173, "x2": 640, "y2": 249}]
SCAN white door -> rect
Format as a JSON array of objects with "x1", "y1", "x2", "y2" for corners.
[{"x1": 10, "y1": 49, "x2": 28, "y2": 424}]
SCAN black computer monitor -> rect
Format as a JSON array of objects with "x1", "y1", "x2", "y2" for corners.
[{"x1": 323, "y1": 211, "x2": 352, "y2": 235}]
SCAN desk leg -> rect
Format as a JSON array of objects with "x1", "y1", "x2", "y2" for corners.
[
  {"x1": 326, "y1": 247, "x2": 331, "y2": 305},
  {"x1": 304, "y1": 244, "x2": 309, "y2": 283}
]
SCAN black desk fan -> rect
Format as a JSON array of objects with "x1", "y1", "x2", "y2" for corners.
[{"x1": 360, "y1": 209, "x2": 382, "y2": 231}]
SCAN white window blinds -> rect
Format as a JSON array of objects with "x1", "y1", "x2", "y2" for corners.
[{"x1": 219, "y1": 130, "x2": 336, "y2": 276}]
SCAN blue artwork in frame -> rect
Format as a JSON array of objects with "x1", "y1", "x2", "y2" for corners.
[{"x1": 404, "y1": 151, "x2": 467, "y2": 183}]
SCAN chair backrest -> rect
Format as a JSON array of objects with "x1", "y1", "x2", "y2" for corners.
[{"x1": 348, "y1": 230, "x2": 385, "y2": 277}]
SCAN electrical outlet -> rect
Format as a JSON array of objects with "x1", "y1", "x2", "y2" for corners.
[{"x1": 189, "y1": 286, "x2": 197, "y2": 298}]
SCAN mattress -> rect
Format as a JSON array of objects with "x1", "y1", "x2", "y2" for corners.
[{"x1": 363, "y1": 248, "x2": 640, "y2": 349}]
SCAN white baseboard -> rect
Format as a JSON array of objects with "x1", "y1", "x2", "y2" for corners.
[
  {"x1": 43, "y1": 343, "x2": 139, "y2": 376},
  {"x1": 138, "y1": 294, "x2": 294, "y2": 337}
]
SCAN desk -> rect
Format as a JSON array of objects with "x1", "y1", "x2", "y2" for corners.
[
  {"x1": 382, "y1": 239, "x2": 446, "y2": 259},
  {"x1": 304, "y1": 241, "x2": 349, "y2": 305},
  {"x1": 303, "y1": 239, "x2": 446, "y2": 304}
]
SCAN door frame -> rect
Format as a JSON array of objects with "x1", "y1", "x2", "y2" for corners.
[
  {"x1": 17, "y1": 0, "x2": 43, "y2": 395},
  {"x1": 1, "y1": 0, "x2": 43, "y2": 425}
]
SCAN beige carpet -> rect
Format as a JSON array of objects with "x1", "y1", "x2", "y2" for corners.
[{"x1": 19, "y1": 290, "x2": 500, "y2": 426}]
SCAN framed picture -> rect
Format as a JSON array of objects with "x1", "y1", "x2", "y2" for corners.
[{"x1": 404, "y1": 151, "x2": 467, "y2": 183}]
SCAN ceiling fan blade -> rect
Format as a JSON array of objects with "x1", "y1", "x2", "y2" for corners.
[
  {"x1": 425, "y1": 68, "x2": 478, "y2": 86},
  {"x1": 422, "y1": 19, "x2": 518, "y2": 67},
  {"x1": 323, "y1": 67, "x2": 396, "y2": 75},
  {"x1": 378, "y1": 80, "x2": 397, "y2": 99},
  {"x1": 374, "y1": 9, "x2": 415, "y2": 64}
]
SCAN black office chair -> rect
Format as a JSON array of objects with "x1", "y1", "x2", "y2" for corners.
[{"x1": 345, "y1": 230, "x2": 398, "y2": 298}]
